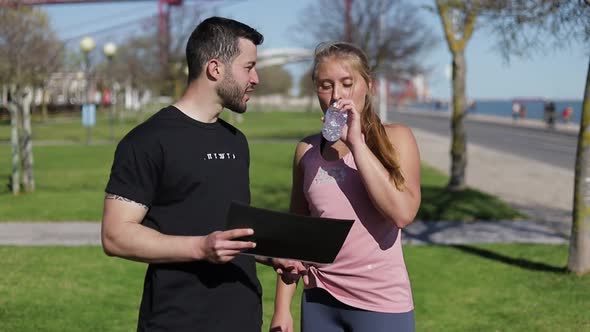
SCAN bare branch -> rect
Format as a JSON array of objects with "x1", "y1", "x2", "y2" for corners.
[
  {"x1": 294, "y1": 0, "x2": 436, "y2": 80},
  {"x1": 0, "y1": 7, "x2": 63, "y2": 87}
]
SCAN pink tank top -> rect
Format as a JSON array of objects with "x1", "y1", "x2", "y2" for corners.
[{"x1": 301, "y1": 136, "x2": 413, "y2": 313}]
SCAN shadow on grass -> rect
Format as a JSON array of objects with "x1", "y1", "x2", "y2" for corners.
[
  {"x1": 450, "y1": 244, "x2": 566, "y2": 273},
  {"x1": 418, "y1": 185, "x2": 525, "y2": 221},
  {"x1": 1, "y1": 173, "x2": 13, "y2": 194}
]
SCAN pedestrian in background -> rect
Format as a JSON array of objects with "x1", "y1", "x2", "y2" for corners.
[
  {"x1": 562, "y1": 105, "x2": 573, "y2": 123},
  {"x1": 544, "y1": 101, "x2": 556, "y2": 129},
  {"x1": 512, "y1": 101, "x2": 521, "y2": 121}
]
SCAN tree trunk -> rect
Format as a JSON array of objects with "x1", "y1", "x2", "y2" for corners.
[
  {"x1": 41, "y1": 88, "x2": 49, "y2": 123},
  {"x1": 17, "y1": 92, "x2": 27, "y2": 188},
  {"x1": 1, "y1": 85, "x2": 7, "y2": 106},
  {"x1": 448, "y1": 51, "x2": 467, "y2": 191},
  {"x1": 20, "y1": 88, "x2": 35, "y2": 192},
  {"x1": 8, "y1": 97, "x2": 21, "y2": 195},
  {"x1": 569, "y1": 56, "x2": 590, "y2": 276}
]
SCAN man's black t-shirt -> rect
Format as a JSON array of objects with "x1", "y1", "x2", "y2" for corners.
[{"x1": 106, "y1": 106, "x2": 262, "y2": 331}]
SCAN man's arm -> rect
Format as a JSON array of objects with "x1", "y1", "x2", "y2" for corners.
[{"x1": 101, "y1": 193, "x2": 256, "y2": 264}]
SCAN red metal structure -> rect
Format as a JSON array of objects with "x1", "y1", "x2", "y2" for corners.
[
  {"x1": 157, "y1": 0, "x2": 183, "y2": 69},
  {"x1": 344, "y1": 0, "x2": 352, "y2": 42},
  {"x1": 0, "y1": 0, "x2": 183, "y2": 70}
]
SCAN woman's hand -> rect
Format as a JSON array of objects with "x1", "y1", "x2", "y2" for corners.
[
  {"x1": 269, "y1": 310, "x2": 294, "y2": 332},
  {"x1": 335, "y1": 98, "x2": 364, "y2": 147},
  {"x1": 271, "y1": 258, "x2": 310, "y2": 285}
]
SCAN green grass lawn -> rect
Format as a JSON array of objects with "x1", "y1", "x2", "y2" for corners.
[
  {"x1": 0, "y1": 109, "x2": 582, "y2": 332},
  {"x1": 0, "y1": 244, "x2": 587, "y2": 332},
  {"x1": 0, "y1": 106, "x2": 323, "y2": 143},
  {"x1": 1, "y1": 107, "x2": 148, "y2": 144},
  {"x1": 0, "y1": 142, "x2": 522, "y2": 221},
  {"x1": 0, "y1": 110, "x2": 523, "y2": 221}
]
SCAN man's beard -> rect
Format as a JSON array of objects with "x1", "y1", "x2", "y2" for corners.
[{"x1": 216, "y1": 72, "x2": 247, "y2": 114}]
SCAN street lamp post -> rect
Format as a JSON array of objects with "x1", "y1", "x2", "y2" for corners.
[
  {"x1": 80, "y1": 36, "x2": 95, "y2": 145},
  {"x1": 103, "y1": 42, "x2": 117, "y2": 141}
]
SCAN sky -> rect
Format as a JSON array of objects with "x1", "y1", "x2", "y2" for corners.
[{"x1": 40, "y1": 0, "x2": 588, "y2": 101}]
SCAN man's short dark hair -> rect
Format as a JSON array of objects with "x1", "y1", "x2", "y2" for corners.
[{"x1": 186, "y1": 16, "x2": 263, "y2": 83}]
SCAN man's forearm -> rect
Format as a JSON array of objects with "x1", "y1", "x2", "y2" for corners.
[{"x1": 102, "y1": 221, "x2": 202, "y2": 264}]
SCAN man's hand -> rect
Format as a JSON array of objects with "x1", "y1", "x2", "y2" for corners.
[
  {"x1": 271, "y1": 258, "x2": 309, "y2": 285},
  {"x1": 198, "y1": 228, "x2": 256, "y2": 264}
]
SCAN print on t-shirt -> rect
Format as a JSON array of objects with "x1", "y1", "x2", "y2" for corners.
[
  {"x1": 204, "y1": 152, "x2": 237, "y2": 160},
  {"x1": 313, "y1": 165, "x2": 347, "y2": 185}
]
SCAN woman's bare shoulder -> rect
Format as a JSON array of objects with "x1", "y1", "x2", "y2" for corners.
[
  {"x1": 294, "y1": 133, "x2": 321, "y2": 160},
  {"x1": 384, "y1": 123, "x2": 415, "y2": 141}
]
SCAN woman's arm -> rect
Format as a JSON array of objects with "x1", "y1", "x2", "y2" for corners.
[
  {"x1": 350, "y1": 124, "x2": 421, "y2": 228},
  {"x1": 270, "y1": 140, "x2": 311, "y2": 332}
]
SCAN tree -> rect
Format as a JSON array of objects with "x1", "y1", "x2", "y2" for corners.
[
  {"x1": 0, "y1": 6, "x2": 63, "y2": 194},
  {"x1": 296, "y1": 0, "x2": 436, "y2": 83},
  {"x1": 434, "y1": 0, "x2": 480, "y2": 191},
  {"x1": 164, "y1": 4, "x2": 204, "y2": 96},
  {"x1": 572, "y1": 56, "x2": 590, "y2": 275},
  {"x1": 0, "y1": 7, "x2": 63, "y2": 87},
  {"x1": 435, "y1": 0, "x2": 590, "y2": 273},
  {"x1": 498, "y1": 0, "x2": 590, "y2": 276},
  {"x1": 255, "y1": 65, "x2": 293, "y2": 96},
  {"x1": 484, "y1": 0, "x2": 589, "y2": 60},
  {"x1": 570, "y1": 0, "x2": 590, "y2": 276},
  {"x1": 434, "y1": 0, "x2": 589, "y2": 190},
  {"x1": 479, "y1": 0, "x2": 590, "y2": 275},
  {"x1": 299, "y1": 67, "x2": 314, "y2": 98},
  {"x1": 112, "y1": 36, "x2": 162, "y2": 93},
  {"x1": 87, "y1": 6, "x2": 203, "y2": 97}
]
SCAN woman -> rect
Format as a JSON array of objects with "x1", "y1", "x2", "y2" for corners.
[{"x1": 270, "y1": 41, "x2": 421, "y2": 332}]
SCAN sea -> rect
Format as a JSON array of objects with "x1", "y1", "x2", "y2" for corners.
[{"x1": 407, "y1": 99, "x2": 584, "y2": 123}]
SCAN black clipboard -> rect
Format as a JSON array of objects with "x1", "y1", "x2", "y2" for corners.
[{"x1": 225, "y1": 201, "x2": 354, "y2": 264}]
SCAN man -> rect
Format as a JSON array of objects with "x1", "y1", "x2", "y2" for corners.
[{"x1": 101, "y1": 16, "x2": 293, "y2": 331}]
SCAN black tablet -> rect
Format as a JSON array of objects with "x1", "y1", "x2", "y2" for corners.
[{"x1": 225, "y1": 201, "x2": 354, "y2": 264}]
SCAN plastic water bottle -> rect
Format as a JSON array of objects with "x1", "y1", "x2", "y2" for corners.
[{"x1": 322, "y1": 103, "x2": 348, "y2": 142}]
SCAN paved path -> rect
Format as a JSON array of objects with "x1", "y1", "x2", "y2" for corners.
[
  {"x1": 412, "y1": 127, "x2": 572, "y2": 223},
  {"x1": 394, "y1": 110, "x2": 577, "y2": 170},
  {"x1": 0, "y1": 222, "x2": 101, "y2": 246},
  {"x1": 0, "y1": 111, "x2": 576, "y2": 246},
  {"x1": 0, "y1": 219, "x2": 571, "y2": 246}
]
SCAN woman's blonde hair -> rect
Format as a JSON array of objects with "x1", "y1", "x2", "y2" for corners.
[{"x1": 312, "y1": 41, "x2": 405, "y2": 190}]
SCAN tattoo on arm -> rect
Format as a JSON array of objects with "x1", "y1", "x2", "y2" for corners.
[{"x1": 105, "y1": 193, "x2": 148, "y2": 210}]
